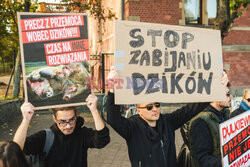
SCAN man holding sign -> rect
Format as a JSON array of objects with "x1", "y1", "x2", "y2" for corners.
[
  {"x1": 181, "y1": 77, "x2": 231, "y2": 167},
  {"x1": 105, "y1": 66, "x2": 228, "y2": 167},
  {"x1": 13, "y1": 94, "x2": 110, "y2": 167}
]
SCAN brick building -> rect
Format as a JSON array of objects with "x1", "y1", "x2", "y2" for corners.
[
  {"x1": 91, "y1": 0, "x2": 249, "y2": 95},
  {"x1": 91, "y1": 0, "x2": 219, "y2": 92},
  {"x1": 222, "y1": 4, "x2": 250, "y2": 96},
  {"x1": 43, "y1": 0, "x2": 249, "y2": 94}
]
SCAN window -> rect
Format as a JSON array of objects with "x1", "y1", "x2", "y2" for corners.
[
  {"x1": 184, "y1": 0, "x2": 217, "y2": 26},
  {"x1": 207, "y1": 0, "x2": 217, "y2": 25},
  {"x1": 184, "y1": 0, "x2": 202, "y2": 24}
]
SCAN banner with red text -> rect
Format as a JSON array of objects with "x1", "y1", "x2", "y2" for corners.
[
  {"x1": 219, "y1": 110, "x2": 250, "y2": 167},
  {"x1": 17, "y1": 13, "x2": 91, "y2": 110}
]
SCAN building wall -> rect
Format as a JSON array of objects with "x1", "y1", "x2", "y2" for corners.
[
  {"x1": 222, "y1": 4, "x2": 250, "y2": 94},
  {"x1": 89, "y1": 0, "x2": 122, "y2": 55},
  {"x1": 89, "y1": 0, "x2": 121, "y2": 93},
  {"x1": 125, "y1": 0, "x2": 183, "y2": 25},
  {"x1": 88, "y1": 1, "x2": 250, "y2": 94}
]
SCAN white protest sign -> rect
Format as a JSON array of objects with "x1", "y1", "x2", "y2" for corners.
[
  {"x1": 220, "y1": 110, "x2": 250, "y2": 167},
  {"x1": 114, "y1": 20, "x2": 226, "y2": 104}
]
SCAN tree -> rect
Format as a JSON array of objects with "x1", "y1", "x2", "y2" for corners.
[
  {"x1": 215, "y1": 0, "x2": 248, "y2": 38},
  {"x1": 0, "y1": 0, "x2": 37, "y2": 98},
  {"x1": 0, "y1": 1, "x2": 22, "y2": 68},
  {"x1": 62, "y1": 0, "x2": 116, "y2": 22},
  {"x1": 61, "y1": 0, "x2": 116, "y2": 41}
]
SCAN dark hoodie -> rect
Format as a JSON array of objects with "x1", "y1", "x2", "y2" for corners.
[
  {"x1": 23, "y1": 116, "x2": 110, "y2": 167},
  {"x1": 188, "y1": 105, "x2": 230, "y2": 167}
]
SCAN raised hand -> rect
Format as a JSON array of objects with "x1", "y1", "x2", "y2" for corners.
[
  {"x1": 107, "y1": 66, "x2": 119, "y2": 92},
  {"x1": 20, "y1": 102, "x2": 35, "y2": 122},
  {"x1": 86, "y1": 94, "x2": 98, "y2": 112}
]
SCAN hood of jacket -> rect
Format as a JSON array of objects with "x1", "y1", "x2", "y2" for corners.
[{"x1": 205, "y1": 105, "x2": 229, "y2": 123}]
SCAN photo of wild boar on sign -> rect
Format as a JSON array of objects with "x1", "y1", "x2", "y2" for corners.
[
  {"x1": 26, "y1": 62, "x2": 90, "y2": 101},
  {"x1": 17, "y1": 13, "x2": 91, "y2": 109}
]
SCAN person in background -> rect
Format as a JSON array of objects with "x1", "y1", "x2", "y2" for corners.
[
  {"x1": 0, "y1": 140, "x2": 29, "y2": 167},
  {"x1": 178, "y1": 82, "x2": 232, "y2": 167},
  {"x1": 230, "y1": 89, "x2": 250, "y2": 118}
]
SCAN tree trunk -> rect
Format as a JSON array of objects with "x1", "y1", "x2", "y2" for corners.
[
  {"x1": 13, "y1": 50, "x2": 21, "y2": 98},
  {"x1": 12, "y1": 0, "x2": 30, "y2": 98},
  {"x1": 214, "y1": 0, "x2": 230, "y2": 39},
  {"x1": 0, "y1": 56, "x2": 5, "y2": 73}
]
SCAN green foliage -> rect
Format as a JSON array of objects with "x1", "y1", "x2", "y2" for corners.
[
  {"x1": 230, "y1": 0, "x2": 248, "y2": 18},
  {"x1": 0, "y1": 95, "x2": 15, "y2": 101},
  {"x1": 0, "y1": 1, "x2": 38, "y2": 67},
  {"x1": 61, "y1": 0, "x2": 117, "y2": 23}
]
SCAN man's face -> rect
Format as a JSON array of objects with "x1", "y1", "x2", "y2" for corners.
[
  {"x1": 218, "y1": 92, "x2": 232, "y2": 109},
  {"x1": 243, "y1": 92, "x2": 250, "y2": 107},
  {"x1": 53, "y1": 109, "x2": 76, "y2": 135},
  {"x1": 137, "y1": 102, "x2": 161, "y2": 126}
]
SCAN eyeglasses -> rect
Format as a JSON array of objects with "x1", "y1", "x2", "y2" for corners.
[
  {"x1": 138, "y1": 103, "x2": 161, "y2": 111},
  {"x1": 56, "y1": 117, "x2": 76, "y2": 127},
  {"x1": 246, "y1": 98, "x2": 250, "y2": 102}
]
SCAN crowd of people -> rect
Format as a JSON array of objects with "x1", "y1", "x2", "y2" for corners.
[{"x1": 0, "y1": 67, "x2": 249, "y2": 167}]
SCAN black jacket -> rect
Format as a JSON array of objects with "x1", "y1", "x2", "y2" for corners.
[
  {"x1": 106, "y1": 92, "x2": 208, "y2": 167},
  {"x1": 23, "y1": 117, "x2": 110, "y2": 167},
  {"x1": 189, "y1": 105, "x2": 229, "y2": 167},
  {"x1": 230, "y1": 106, "x2": 246, "y2": 118}
]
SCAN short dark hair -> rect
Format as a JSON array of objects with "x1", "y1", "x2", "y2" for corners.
[
  {"x1": 52, "y1": 106, "x2": 78, "y2": 117},
  {"x1": 0, "y1": 140, "x2": 29, "y2": 167}
]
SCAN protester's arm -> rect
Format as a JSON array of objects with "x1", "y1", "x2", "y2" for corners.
[
  {"x1": 167, "y1": 102, "x2": 209, "y2": 130},
  {"x1": 190, "y1": 119, "x2": 222, "y2": 167},
  {"x1": 86, "y1": 94, "x2": 105, "y2": 131},
  {"x1": 84, "y1": 94, "x2": 110, "y2": 148},
  {"x1": 168, "y1": 70, "x2": 229, "y2": 130},
  {"x1": 13, "y1": 102, "x2": 35, "y2": 150},
  {"x1": 105, "y1": 66, "x2": 133, "y2": 140},
  {"x1": 84, "y1": 126, "x2": 110, "y2": 149},
  {"x1": 106, "y1": 92, "x2": 133, "y2": 140}
]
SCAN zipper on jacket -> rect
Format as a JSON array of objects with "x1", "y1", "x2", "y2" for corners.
[
  {"x1": 139, "y1": 161, "x2": 141, "y2": 167},
  {"x1": 160, "y1": 140, "x2": 167, "y2": 165}
]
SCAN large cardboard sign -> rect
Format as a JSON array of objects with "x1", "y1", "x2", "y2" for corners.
[
  {"x1": 220, "y1": 111, "x2": 250, "y2": 167},
  {"x1": 17, "y1": 13, "x2": 91, "y2": 110},
  {"x1": 114, "y1": 20, "x2": 226, "y2": 104}
]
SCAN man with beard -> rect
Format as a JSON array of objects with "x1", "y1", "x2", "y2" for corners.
[{"x1": 178, "y1": 84, "x2": 232, "y2": 167}]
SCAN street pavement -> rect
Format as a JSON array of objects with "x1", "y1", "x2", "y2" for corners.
[{"x1": 0, "y1": 110, "x2": 184, "y2": 167}]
